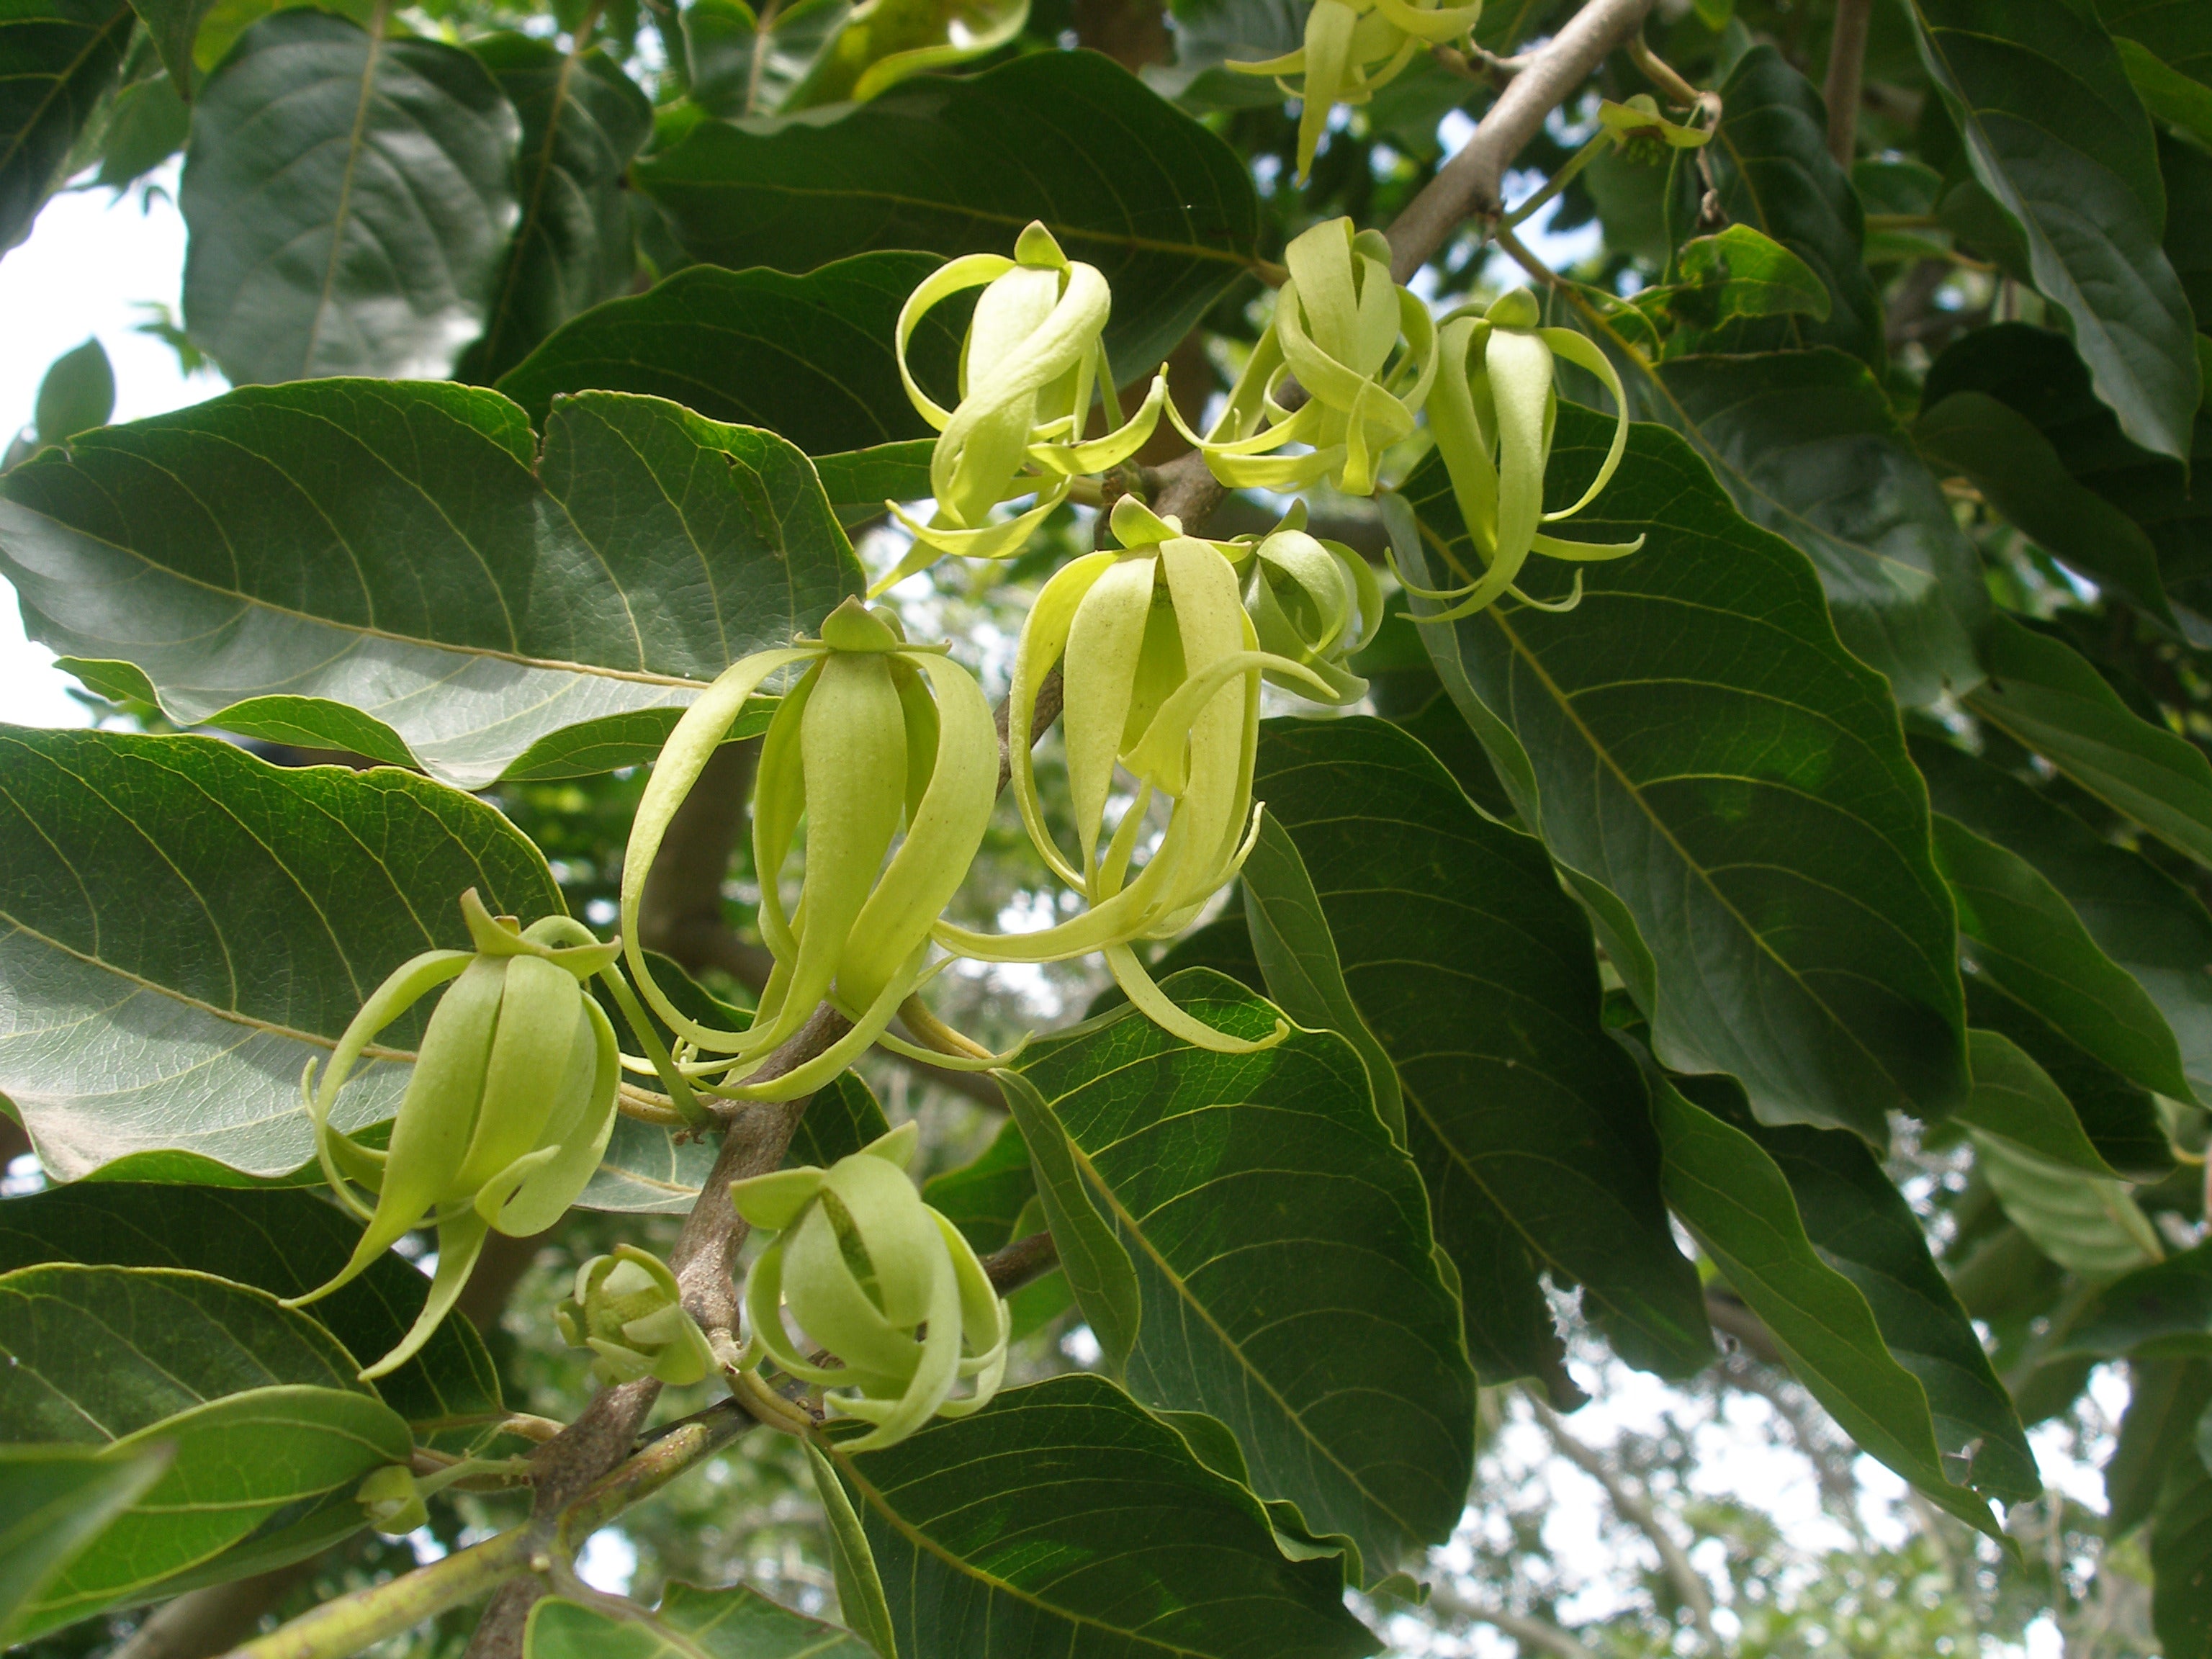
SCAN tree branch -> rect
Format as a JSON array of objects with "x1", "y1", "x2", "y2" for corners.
[
  {"x1": 981, "y1": 1228, "x2": 1061, "y2": 1295},
  {"x1": 1424, "y1": 1584, "x2": 1603, "y2": 1659},
  {"x1": 1822, "y1": 0, "x2": 1872, "y2": 168}
]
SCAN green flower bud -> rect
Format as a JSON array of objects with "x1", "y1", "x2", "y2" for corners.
[
  {"x1": 620, "y1": 598, "x2": 1002, "y2": 1101},
  {"x1": 356, "y1": 1465, "x2": 428, "y2": 1537},
  {"x1": 1238, "y1": 503, "x2": 1379, "y2": 706},
  {"x1": 287, "y1": 891, "x2": 621, "y2": 1381},
  {"x1": 881, "y1": 222, "x2": 1171, "y2": 590},
  {"x1": 557, "y1": 1245, "x2": 715, "y2": 1387},
  {"x1": 731, "y1": 1123, "x2": 1009, "y2": 1452},
  {"x1": 1173, "y1": 218, "x2": 1437, "y2": 498},
  {"x1": 1597, "y1": 94, "x2": 1712, "y2": 168},
  {"x1": 934, "y1": 498, "x2": 1331, "y2": 1052},
  {"x1": 1228, "y1": 0, "x2": 1482, "y2": 182},
  {"x1": 1392, "y1": 286, "x2": 1644, "y2": 621}
]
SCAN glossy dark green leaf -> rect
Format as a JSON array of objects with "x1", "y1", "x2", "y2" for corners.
[
  {"x1": 993, "y1": 1067, "x2": 1140, "y2": 1376},
  {"x1": 0, "y1": 0, "x2": 130, "y2": 254},
  {"x1": 1645, "y1": 1065, "x2": 2006, "y2": 1539},
  {"x1": 497, "y1": 253, "x2": 963, "y2": 456},
  {"x1": 1965, "y1": 613, "x2": 2212, "y2": 872},
  {"x1": 1671, "y1": 1069, "x2": 2036, "y2": 1501},
  {"x1": 832, "y1": 1373, "x2": 1378, "y2": 1659},
  {"x1": 1399, "y1": 407, "x2": 1970, "y2": 1140},
  {"x1": 803, "y1": 1437, "x2": 895, "y2": 1659},
  {"x1": 0, "y1": 1444, "x2": 171, "y2": 1644},
  {"x1": 120, "y1": 0, "x2": 214, "y2": 87},
  {"x1": 0, "y1": 1264, "x2": 413, "y2": 1638},
  {"x1": 1691, "y1": 46, "x2": 1884, "y2": 369},
  {"x1": 1016, "y1": 971, "x2": 1475, "y2": 1581},
  {"x1": 1917, "y1": 734, "x2": 2212, "y2": 1104},
  {"x1": 2108, "y1": 1358, "x2": 2211, "y2": 1539},
  {"x1": 683, "y1": 0, "x2": 850, "y2": 118},
  {"x1": 812, "y1": 440, "x2": 934, "y2": 527},
  {"x1": 1954, "y1": 1028, "x2": 2124, "y2": 1177},
  {"x1": 632, "y1": 50, "x2": 1262, "y2": 379},
  {"x1": 921, "y1": 1118, "x2": 1033, "y2": 1251},
  {"x1": 527, "y1": 1581, "x2": 876, "y2": 1659},
  {"x1": 2162, "y1": 129, "x2": 2212, "y2": 325},
  {"x1": 457, "y1": 35, "x2": 653, "y2": 385},
  {"x1": 1904, "y1": 0, "x2": 2202, "y2": 462},
  {"x1": 180, "y1": 11, "x2": 521, "y2": 385},
  {"x1": 1644, "y1": 349, "x2": 1985, "y2": 706},
  {"x1": 2154, "y1": 1446, "x2": 2212, "y2": 1658},
  {"x1": 31, "y1": 338, "x2": 110, "y2": 445},
  {"x1": 1250, "y1": 717, "x2": 1710, "y2": 1385},
  {"x1": 0, "y1": 725, "x2": 559, "y2": 1179},
  {"x1": 2103, "y1": 0, "x2": 2212, "y2": 151},
  {"x1": 0, "y1": 1184, "x2": 500, "y2": 1429},
  {"x1": 2064, "y1": 1242, "x2": 2212, "y2": 1359},
  {"x1": 0, "y1": 383, "x2": 862, "y2": 788}
]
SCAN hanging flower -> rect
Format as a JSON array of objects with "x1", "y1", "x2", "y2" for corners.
[
  {"x1": 1174, "y1": 217, "x2": 1437, "y2": 499},
  {"x1": 619, "y1": 598, "x2": 1003, "y2": 1101},
  {"x1": 1395, "y1": 287, "x2": 1641, "y2": 620},
  {"x1": 557, "y1": 1245, "x2": 716, "y2": 1387},
  {"x1": 731, "y1": 1123, "x2": 1008, "y2": 1451},
  {"x1": 1238, "y1": 503, "x2": 1380, "y2": 706},
  {"x1": 1228, "y1": 0, "x2": 1483, "y2": 181},
  {"x1": 935, "y1": 498, "x2": 1331, "y2": 1052},
  {"x1": 878, "y1": 221, "x2": 1170, "y2": 592},
  {"x1": 288, "y1": 891, "x2": 621, "y2": 1380}
]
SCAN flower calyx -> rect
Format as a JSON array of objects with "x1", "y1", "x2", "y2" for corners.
[
  {"x1": 1228, "y1": 0, "x2": 1482, "y2": 181},
  {"x1": 287, "y1": 889, "x2": 621, "y2": 1380},
  {"x1": 1395, "y1": 286, "x2": 1642, "y2": 622},
  {"x1": 619, "y1": 597, "x2": 1003, "y2": 1102},
  {"x1": 731, "y1": 1123, "x2": 1009, "y2": 1452},
  {"x1": 935, "y1": 495, "x2": 1327, "y2": 1052},
  {"x1": 881, "y1": 221, "x2": 1170, "y2": 592},
  {"x1": 557, "y1": 1244, "x2": 715, "y2": 1387},
  {"x1": 1175, "y1": 217, "x2": 1437, "y2": 499}
]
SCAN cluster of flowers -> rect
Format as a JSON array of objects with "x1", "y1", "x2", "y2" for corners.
[{"x1": 301, "y1": 210, "x2": 1634, "y2": 1459}]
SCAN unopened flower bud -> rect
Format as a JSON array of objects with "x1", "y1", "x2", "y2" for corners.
[
  {"x1": 557, "y1": 1245, "x2": 714, "y2": 1387},
  {"x1": 356, "y1": 1465, "x2": 428, "y2": 1536},
  {"x1": 1241, "y1": 506, "x2": 1379, "y2": 706},
  {"x1": 732, "y1": 1124, "x2": 1009, "y2": 1451}
]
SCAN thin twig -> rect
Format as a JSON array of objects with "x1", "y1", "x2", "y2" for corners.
[
  {"x1": 981, "y1": 1228, "x2": 1061, "y2": 1295},
  {"x1": 1424, "y1": 1584, "x2": 1604, "y2": 1659},
  {"x1": 1822, "y1": 0, "x2": 1871, "y2": 167}
]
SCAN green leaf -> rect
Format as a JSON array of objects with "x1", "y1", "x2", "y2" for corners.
[
  {"x1": 811, "y1": 440, "x2": 935, "y2": 527},
  {"x1": 683, "y1": 0, "x2": 851, "y2": 119},
  {"x1": 179, "y1": 11, "x2": 521, "y2": 385},
  {"x1": 787, "y1": 1071, "x2": 891, "y2": 1168},
  {"x1": 1399, "y1": 407, "x2": 1971, "y2": 1140},
  {"x1": 1964, "y1": 613, "x2": 2212, "y2": 873},
  {"x1": 2162, "y1": 129, "x2": 2212, "y2": 328},
  {"x1": 1954, "y1": 1028, "x2": 2126, "y2": 1177},
  {"x1": 32, "y1": 338, "x2": 112, "y2": 445},
  {"x1": 2154, "y1": 1445, "x2": 2212, "y2": 1659},
  {"x1": 1645, "y1": 225, "x2": 1832, "y2": 353},
  {"x1": 1643, "y1": 348, "x2": 1986, "y2": 706},
  {"x1": 1251, "y1": 716, "x2": 1711, "y2": 1385},
  {"x1": 497, "y1": 253, "x2": 964, "y2": 457},
  {"x1": 0, "y1": 725, "x2": 560, "y2": 1179},
  {"x1": 1916, "y1": 736, "x2": 2212, "y2": 1104},
  {"x1": 1915, "y1": 389, "x2": 2175, "y2": 625},
  {"x1": 2104, "y1": 0, "x2": 2212, "y2": 145},
  {"x1": 0, "y1": 0, "x2": 131, "y2": 254},
  {"x1": 456, "y1": 35, "x2": 653, "y2": 385},
  {"x1": 0, "y1": 1184, "x2": 500, "y2": 1429},
  {"x1": 2064, "y1": 1241, "x2": 2212, "y2": 1359},
  {"x1": 1671, "y1": 1067, "x2": 2037, "y2": 1501},
  {"x1": 804, "y1": 1442, "x2": 896, "y2": 1659},
  {"x1": 1965, "y1": 1058, "x2": 2163, "y2": 1279},
  {"x1": 1935, "y1": 812, "x2": 2185, "y2": 1166},
  {"x1": 529, "y1": 1582, "x2": 877, "y2": 1659},
  {"x1": 2108, "y1": 1359, "x2": 2212, "y2": 1539},
  {"x1": 921, "y1": 1118, "x2": 1034, "y2": 1251},
  {"x1": 1644, "y1": 1064, "x2": 2008, "y2": 1540},
  {"x1": 0, "y1": 1264, "x2": 413, "y2": 1637},
  {"x1": 1904, "y1": 0, "x2": 2203, "y2": 462},
  {"x1": 632, "y1": 51, "x2": 1262, "y2": 379},
  {"x1": 1239, "y1": 811, "x2": 1403, "y2": 1144},
  {"x1": 2118, "y1": 35, "x2": 2212, "y2": 150},
  {"x1": 0, "y1": 383, "x2": 862, "y2": 788},
  {"x1": 0, "y1": 1444, "x2": 171, "y2": 1644},
  {"x1": 1691, "y1": 45, "x2": 1885, "y2": 368},
  {"x1": 779, "y1": 0, "x2": 1027, "y2": 109},
  {"x1": 992, "y1": 1068, "x2": 1140, "y2": 1377},
  {"x1": 1016, "y1": 971, "x2": 1475, "y2": 1581},
  {"x1": 833, "y1": 1373, "x2": 1377, "y2": 1659}
]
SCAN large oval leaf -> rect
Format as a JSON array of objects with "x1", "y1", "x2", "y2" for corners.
[
  {"x1": 1015, "y1": 971, "x2": 1475, "y2": 1583},
  {"x1": 1905, "y1": 0, "x2": 2202, "y2": 463},
  {"x1": 0, "y1": 0, "x2": 131, "y2": 253},
  {"x1": 0, "y1": 1444, "x2": 170, "y2": 1644},
  {"x1": 1249, "y1": 716, "x2": 1711, "y2": 1386},
  {"x1": 181, "y1": 10, "x2": 521, "y2": 385},
  {"x1": 0, "y1": 724, "x2": 559, "y2": 1178},
  {"x1": 1399, "y1": 408, "x2": 1969, "y2": 1140},
  {"x1": 831, "y1": 1374, "x2": 1377, "y2": 1659},
  {"x1": 527, "y1": 1583, "x2": 874, "y2": 1659},
  {"x1": 632, "y1": 50, "x2": 1262, "y2": 378},
  {"x1": 0, "y1": 382, "x2": 861, "y2": 788}
]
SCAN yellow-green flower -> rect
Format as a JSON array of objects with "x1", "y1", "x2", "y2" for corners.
[
  {"x1": 619, "y1": 598, "x2": 1001, "y2": 1100},
  {"x1": 1175, "y1": 217, "x2": 1437, "y2": 498},
  {"x1": 1229, "y1": 0, "x2": 1481, "y2": 181},
  {"x1": 732, "y1": 1123, "x2": 1007, "y2": 1451},
  {"x1": 557, "y1": 1245, "x2": 715, "y2": 1387},
  {"x1": 288, "y1": 890, "x2": 621, "y2": 1380},
  {"x1": 1396, "y1": 287, "x2": 1642, "y2": 620},
  {"x1": 1597, "y1": 93, "x2": 1712, "y2": 167},
  {"x1": 880, "y1": 221, "x2": 1169, "y2": 592},
  {"x1": 1238, "y1": 503, "x2": 1379, "y2": 706}
]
